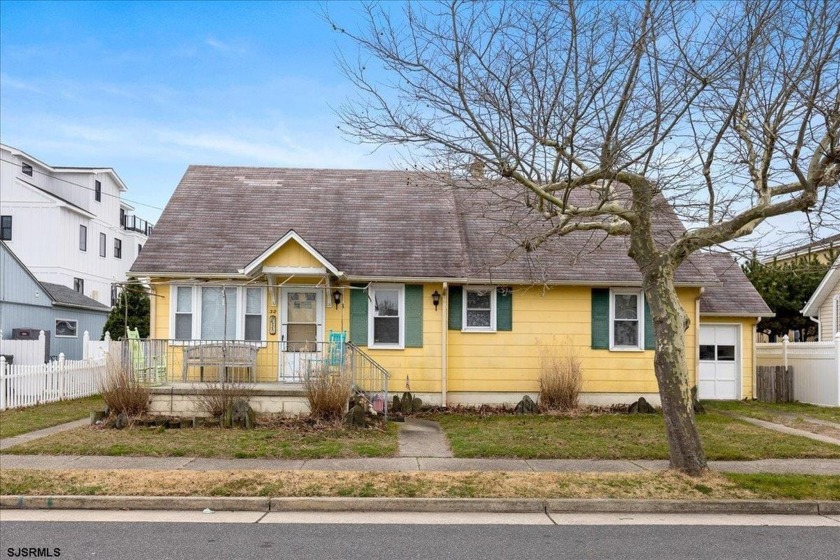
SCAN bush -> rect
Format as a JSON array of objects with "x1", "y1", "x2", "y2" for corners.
[
  {"x1": 538, "y1": 339, "x2": 582, "y2": 411},
  {"x1": 100, "y1": 353, "x2": 150, "y2": 417},
  {"x1": 194, "y1": 381, "x2": 251, "y2": 418},
  {"x1": 304, "y1": 366, "x2": 352, "y2": 422}
]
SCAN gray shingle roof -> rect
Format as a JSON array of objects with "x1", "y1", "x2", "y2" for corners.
[
  {"x1": 40, "y1": 282, "x2": 110, "y2": 312},
  {"x1": 132, "y1": 166, "x2": 724, "y2": 287},
  {"x1": 699, "y1": 253, "x2": 773, "y2": 316}
]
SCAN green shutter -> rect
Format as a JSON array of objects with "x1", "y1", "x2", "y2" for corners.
[
  {"x1": 349, "y1": 284, "x2": 368, "y2": 345},
  {"x1": 644, "y1": 297, "x2": 655, "y2": 350},
  {"x1": 496, "y1": 287, "x2": 512, "y2": 331},
  {"x1": 591, "y1": 288, "x2": 610, "y2": 349},
  {"x1": 405, "y1": 284, "x2": 424, "y2": 347},
  {"x1": 448, "y1": 285, "x2": 463, "y2": 330}
]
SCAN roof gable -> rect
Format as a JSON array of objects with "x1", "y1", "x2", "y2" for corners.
[
  {"x1": 240, "y1": 230, "x2": 341, "y2": 276},
  {"x1": 801, "y1": 255, "x2": 840, "y2": 316}
]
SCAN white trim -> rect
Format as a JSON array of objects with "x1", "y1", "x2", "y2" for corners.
[
  {"x1": 239, "y1": 230, "x2": 342, "y2": 277},
  {"x1": 609, "y1": 288, "x2": 645, "y2": 351},
  {"x1": 462, "y1": 285, "x2": 497, "y2": 332},
  {"x1": 801, "y1": 254, "x2": 840, "y2": 316},
  {"x1": 368, "y1": 283, "x2": 405, "y2": 349},
  {"x1": 54, "y1": 318, "x2": 79, "y2": 338}
]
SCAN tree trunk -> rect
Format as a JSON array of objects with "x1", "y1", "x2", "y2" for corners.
[{"x1": 643, "y1": 267, "x2": 708, "y2": 475}]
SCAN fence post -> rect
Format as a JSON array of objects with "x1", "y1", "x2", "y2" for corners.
[
  {"x1": 58, "y1": 352, "x2": 66, "y2": 400},
  {"x1": 0, "y1": 355, "x2": 6, "y2": 411},
  {"x1": 835, "y1": 333, "x2": 840, "y2": 407},
  {"x1": 83, "y1": 331, "x2": 90, "y2": 360},
  {"x1": 782, "y1": 335, "x2": 789, "y2": 370}
]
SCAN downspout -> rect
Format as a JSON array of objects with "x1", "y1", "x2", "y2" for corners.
[
  {"x1": 694, "y1": 287, "x2": 704, "y2": 390},
  {"x1": 441, "y1": 282, "x2": 448, "y2": 407}
]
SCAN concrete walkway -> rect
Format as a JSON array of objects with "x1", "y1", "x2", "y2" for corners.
[
  {"x1": 3, "y1": 454, "x2": 840, "y2": 474},
  {"x1": 726, "y1": 414, "x2": 840, "y2": 446},
  {"x1": 397, "y1": 418, "x2": 453, "y2": 458},
  {"x1": 0, "y1": 419, "x2": 90, "y2": 451}
]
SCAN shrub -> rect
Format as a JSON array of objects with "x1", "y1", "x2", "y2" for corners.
[
  {"x1": 538, "y1": 339, "x2": 583, "y2": 411},
  {"x1": 304, "y1": 366, "x2": 352, "y2": 422},
  {"x1": 100, "y1": 353, "x2": 150, "y2": 417},
  {"x1": 194, "y1": 381, "x2": 252, "y2": 418}
]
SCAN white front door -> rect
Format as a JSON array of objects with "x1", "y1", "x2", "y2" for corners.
[
  {"x1": 698, "y1": 324, "x2": 740, "y2": 400},
  {"x1": 279, "y1": 288, "x2": 324, "y2": 381}
]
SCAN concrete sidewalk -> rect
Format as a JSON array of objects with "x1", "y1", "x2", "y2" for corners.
[
  {"x1": 3, "y1": 454, "x2": 840, "y2": 474},
  {"x1": 0, "y1": 419, "x2": 90, "y2": 451}
]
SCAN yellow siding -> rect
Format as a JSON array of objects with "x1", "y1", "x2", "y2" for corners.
[
  {"x1": 263, "y1": 240, "x2": 324, "y2": 268},
  {"x1": 447, "y1": 286, "x2": 699, "y2": 395},
  {"x1": 699, "y1": 316, "x2": 758, "y2": 399}
]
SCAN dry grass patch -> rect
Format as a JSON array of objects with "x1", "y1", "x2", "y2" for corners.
[
  {"x1": 0, "y1": 469, "x2": 756, "y2": 500},
  {"x1": 0, "y1": 396, "x2": 104, "y2": 439}
]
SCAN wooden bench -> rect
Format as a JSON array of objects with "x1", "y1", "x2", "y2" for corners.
[{"x1": 181, "y1": 343, "x2": 259, "y2": 383}]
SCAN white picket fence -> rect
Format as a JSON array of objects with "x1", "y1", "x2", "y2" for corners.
[
  {"x1": 0, "y1": 353, "x2": 105, "y2": 410},
  {"x1": 756, "y1": 334, "x2": 840, "y2": 407},
  {"x1": 0, "y1": 329, "x2": 47, "y2": 365}
]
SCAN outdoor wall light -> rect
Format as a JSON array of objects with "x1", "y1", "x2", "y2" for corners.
[
  {"x1": 432, "y1": 290, "x2": 441, "y2": 310},
  {"x1": 333, "y1": 290, "x2": 342, "y2": 306}
]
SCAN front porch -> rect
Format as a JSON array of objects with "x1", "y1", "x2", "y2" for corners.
[{"x1": 110, "y1": 337, "x2": 390, "y2": 417}]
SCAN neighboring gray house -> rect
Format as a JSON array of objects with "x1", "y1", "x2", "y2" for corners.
[{"x1": 1, "y1": 241, "x2": 109, "y2": 360}]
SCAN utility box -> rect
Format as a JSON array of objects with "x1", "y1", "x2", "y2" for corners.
[{"x1": 11, "y1": 328, "x2": 50, "y2": 364}]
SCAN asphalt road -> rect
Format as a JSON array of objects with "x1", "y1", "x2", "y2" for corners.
[{"x1": 2, "y1": 519, "x2": 840, "y2": 560}]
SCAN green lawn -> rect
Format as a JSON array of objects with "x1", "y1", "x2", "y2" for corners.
[
  {"x1": 0, "y1": 396, "x2": 104, "y2": 439},
  {"x1": 704, "y1": 400, "x2": 840, "y2": 424},
  {"x1": 432, "y1": 411, "x2": 840, "y2": 460},
  {"x1": 4, "y1": 422, "x2": 399, "y2": 459}
]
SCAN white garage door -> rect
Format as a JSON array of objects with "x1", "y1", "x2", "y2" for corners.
[{"x1": 698, "y1": 325, "x2": 740, "y2": 400}]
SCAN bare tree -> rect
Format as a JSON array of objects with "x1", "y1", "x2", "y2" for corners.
[{"x1": 330, "y1": 0, "x2": 840, "y2": 475}]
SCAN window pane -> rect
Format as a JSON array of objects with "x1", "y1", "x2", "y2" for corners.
[
  {"x1": 245, "y1": 315, "x2": 262, "y2": 341},
  {"x1": 99, "y1": 233, "x2": 106, "y2": 257},
  {"x1": 614, "y1": 294, "x2": 638, "y2": 320},
  {"x1": 175, "y1": 315, "x2": 192, "y2": 340},
  {"x1": 717, "y1": 345, "x2": 736, "y2": 361},
  {"x1": 614, "y1": 320, "x2": 639, "y2": 346},
  {"x1": 79, "y1": 225, "x2": 87, "y2": 251},
  {"x1": 287, "y1": 323, "x2": 317, "y2": 351},
  {"x1": 176, "y1": 287, "x2": 192, "y2": 312},
  {"x1": 374, "y1": 290, "x2": 399, "y2": 317},
  {"x1": 467, "y1": 290, "x2": 491, "y2": 309},
  {"x1": 246, "y1": 288, "x2": 262, "y2": 314},
  {"x1": 374, "y1": 317, "x2": 399, "y2": 344},
  {"x1": 699, "y1": 345, "x2": 715, "y2": 360},
  {"x1": 287, "y1": 292, "x2": 316, "y2": 323},
  {"x1": 467, "y1": 310, "x2": 492, "y2": 328},
  {"x1": 201, "y1": 287, "x2": 237, "y2": 340},
  {"x1": 56, "y1": 320, "x2": 77, "y2": 337}
]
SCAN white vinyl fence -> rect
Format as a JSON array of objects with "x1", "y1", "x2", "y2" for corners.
[
  {"x1": 756, "y1": 334, "x2": 840, "y2": 407},
  {"x1": 0, "y1": 353, "x2": 105, "y2": 410},
  {"x1": 0, "y1": 329, "x2": 47, "y2": 365}
]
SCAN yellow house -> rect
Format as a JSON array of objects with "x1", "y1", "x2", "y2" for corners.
[{"x1": 130, "y1": 166, "x2": 772, "y2": 410}]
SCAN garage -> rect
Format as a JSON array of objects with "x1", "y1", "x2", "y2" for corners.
[{"x1": 698, "y1": 324, "x2": 740, "y2": 400}]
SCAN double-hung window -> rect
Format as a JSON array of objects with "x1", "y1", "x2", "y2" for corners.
[
  {"x1": 114, "y1": 238, "x2": 122, "y2": 259},
  {"x1": 99, "y1": 233, "x2": 107, "y2": 257},
  {"x1": 610, "y1": 289, "x2": 644, "y2": 350},
  {"x1": 369, "y1": 284, "x2": 404, "y2": 348},
  {"x1": 174, "y1": 287, "x2": 193, "y2": 340},
  {"x1": 94, "y1": 180, "x2": 102, "y2": 202},
  {"x1": 172, "y1": 286, "x2": 264, "y2": 342},
  {"x1": 463, "y1": 286, "x2": 496, "y2": 331},
  {"x1": 0, "y1": 216, "x2": 11, "y2": 241},
  {"x1": 79, "y1": 225, "x2": 87, "y2": 251}
]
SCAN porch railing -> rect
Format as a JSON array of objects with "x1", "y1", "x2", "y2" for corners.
[{"x1": 116, "y1": 338, "x2": 392, "y2": 416}]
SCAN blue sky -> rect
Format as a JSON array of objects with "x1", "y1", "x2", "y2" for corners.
[{"x1": 0, "y1": 1, "x2": 399, "y2": 222}]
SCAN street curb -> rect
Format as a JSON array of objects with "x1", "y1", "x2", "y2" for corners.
[
  {"x1": 545, "y1": 499, "x2": 819, "y2": 515},
  {"x1": 2, "y1": 495, "x2": 837, "y2": 515},
  {"x1": 269, "y1": 498, "x2": 545, "y2": 513}
]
